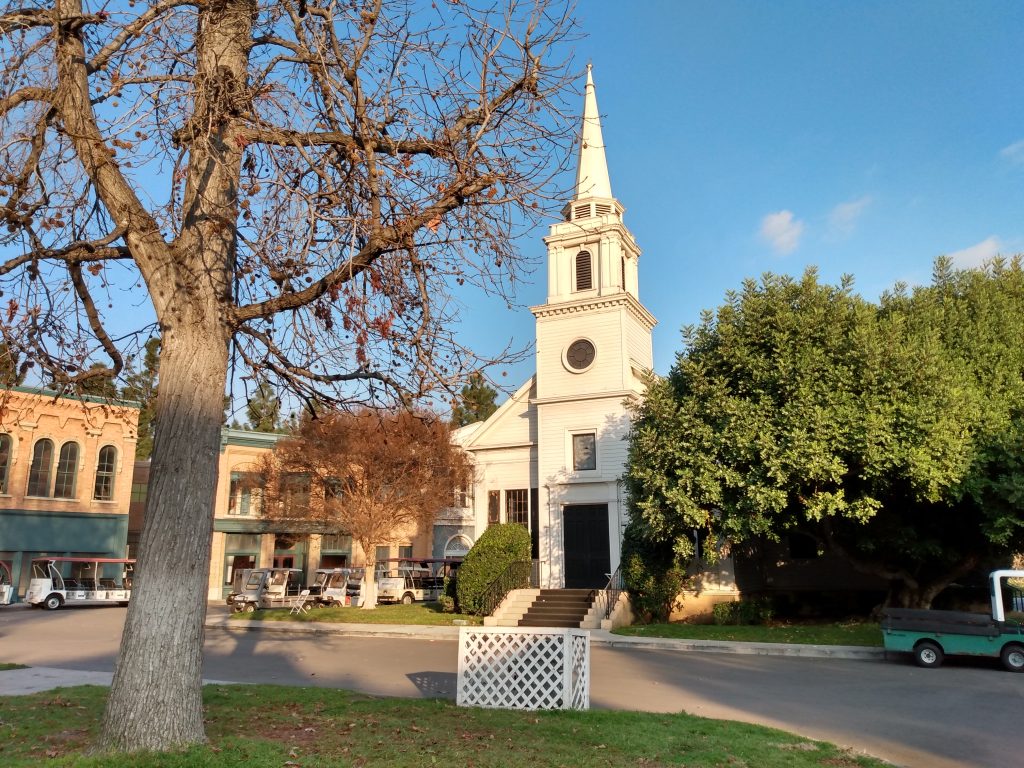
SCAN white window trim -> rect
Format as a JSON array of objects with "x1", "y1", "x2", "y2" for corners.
[{"x1": 566, "y1": 429, "x2": 599, "y2": 477}]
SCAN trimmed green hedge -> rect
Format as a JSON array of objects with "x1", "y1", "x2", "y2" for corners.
[{"x1": 456, "y1": 523, "x2": 531, "y2": 615}]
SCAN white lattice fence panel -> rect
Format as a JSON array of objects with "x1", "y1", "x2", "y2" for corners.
[{"x1": 457, "y1": 627, "x2": 590, "y2": 710}]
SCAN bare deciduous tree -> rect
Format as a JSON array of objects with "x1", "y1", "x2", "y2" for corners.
[
  {"x1": 0, "y1": 0, "x2": 575, "y2": 751},
  {"x1": 257, "y1": 407, "x2": 472, "y2": 608}
]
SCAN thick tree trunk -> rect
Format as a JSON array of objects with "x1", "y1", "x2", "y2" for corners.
[
  {"x1": 819, "y1": 521, "x2": 980, "y2": 610},
  {"x1": 98, "y1": 323, "x2": 229, "y2": 751},
  {"x1": 884, "y1": 568, "x2": 976, "y2": 610},
  {"x1": 360, "y1": 552, "x2": 378, "y2": 609}
]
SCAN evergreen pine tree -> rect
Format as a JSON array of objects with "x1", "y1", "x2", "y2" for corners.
[
  {"x1": 450, "y1": 372, "x2": 499, "y2": 427},
  {"x1": 246, "y1": 378, "x2": 281, "y2": 432},
  {"x1": 122, "y1": 337, "x2": 161, "y2": 459}
]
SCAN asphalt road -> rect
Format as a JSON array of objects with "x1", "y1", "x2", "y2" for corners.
[{"x1": 2, "y1": 604, "x2": 1022, "y2": 768}]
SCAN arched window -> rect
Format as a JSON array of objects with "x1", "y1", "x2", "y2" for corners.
[
  {"x1": 575, "y1": 251, "x2": 593, "y2": 291},
  {"x1": 27, "y1": 438, "x2": 54, "y2": 497},
  {"x1": 94, "y1": 445, "x2": 117, "y2": 501},
  {"x1": 0, "y1": 434, "x2": 11, "y2": 494},
  {"x1": 444, "y1": 535, "x2": 473, "y2": 559},
  {"x1": 54, "y1": 442, "x2": 80, "y2": 498}
]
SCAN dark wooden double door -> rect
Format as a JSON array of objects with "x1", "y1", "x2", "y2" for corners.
[{"x1": 563, "y1": 503, "x2": 610, "y2": 589}]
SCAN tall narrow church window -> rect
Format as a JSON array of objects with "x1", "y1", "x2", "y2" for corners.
[
  {"x1": 27, "y1": 438, "x2": 54, "y2": 497},
  {"x1": 229, "y1": 471, "x2": 262, "y2": 515},
  {"x1": 0, "y1": 434, "x2": 11, "y2": 494},
  {"x1": 505, "y1": 489, "x2": 529, "y2": 528},
  {"x1": 53, "y1": 442, "x2": 79, "y2": 498},
  {"x1": 572, "y1": 433, "x2": 597, "y2": 472},
  {"x1": 487, "y1": 490, "x2": 500, "y2": 525},
  {"x1": 94, "y1": 445, "x2": 117, "y2": 501},
  {"x1": 621, "y1": 257, "x2": 626, "y2": 290},
  {"x1": 575, "y1": 251, "x2": 592, "y2": 291}
]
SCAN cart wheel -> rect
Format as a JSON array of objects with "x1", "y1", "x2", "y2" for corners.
[
  {"x1": 244, "y1": 603, "x2": 256, "y2": 613},
  {"x1": 913, "y1": 640, "x2": 944, "y2": 668},
  {"x1": 43, "y1": 594, "x2": 64, "y2": 611},
  {"x1": 402, "y1": 593, "x2": 414, "y2": 605},
  {"x1": 1000, "y1": 643, "x2": 1024, "y2": 672}
]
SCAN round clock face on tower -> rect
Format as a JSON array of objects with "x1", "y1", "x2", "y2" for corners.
[{"x1": 565, "y1": 339, "x2": 596, "y2": 371}]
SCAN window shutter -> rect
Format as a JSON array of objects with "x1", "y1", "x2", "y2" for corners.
[{"x1": 575, "y1": 252, "x2": 592, "y2": 291}]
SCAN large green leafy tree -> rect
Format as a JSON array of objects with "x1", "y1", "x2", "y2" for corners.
[
  {"x1": 450, "y1": 372, "x2": 499, "y2": 427},
  {"x1": 626, "y1": 260, "x2": 1024, "y2": 609}
]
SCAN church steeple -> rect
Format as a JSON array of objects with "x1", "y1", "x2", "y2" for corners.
[{"x1": 572, "y1": 64, "x2": 613, "y2": 201}]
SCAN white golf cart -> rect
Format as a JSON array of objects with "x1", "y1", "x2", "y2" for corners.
[
  {"x1": 0, "y1": 561, "x2": 13, "y2": 605},
  {"x1": 227, "y1": 567, "x2": 304, "y2": 612},
  {"x1": 24, "y1": 557, "x2": 134, "y2": 610}
]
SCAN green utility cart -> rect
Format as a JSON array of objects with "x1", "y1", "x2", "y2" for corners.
[{"x1": 881, "y1": 569, "x2": 1024, "y2": 672}]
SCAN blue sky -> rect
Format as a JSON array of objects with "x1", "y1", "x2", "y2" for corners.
[{"x1": 465, "y1": 0, "x2": 1024, "y2": 395}]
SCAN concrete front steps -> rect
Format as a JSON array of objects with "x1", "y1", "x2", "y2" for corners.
[{"x1": 485, "y1": 588, "x2": 604, "y2": 629}]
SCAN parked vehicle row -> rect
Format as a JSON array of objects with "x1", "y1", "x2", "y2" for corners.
[
  {"x1": 224, "y1": 559, "x2": 460, "y2": 612},
  {"x1": 6, "y1": 557, "x2": 459, "y2": 613}
]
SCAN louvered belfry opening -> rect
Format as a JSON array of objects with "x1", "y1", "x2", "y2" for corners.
[{"x1": 575, "y1": 251, "x2": 592, "y2": 291}]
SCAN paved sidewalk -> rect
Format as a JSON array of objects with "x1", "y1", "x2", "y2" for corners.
[
  {"x1": 0, "y1": 617, "x2": 886, "y2": 696},
  {"x1": 0, "y1": 666, "x2": 115, "y2": 695}
]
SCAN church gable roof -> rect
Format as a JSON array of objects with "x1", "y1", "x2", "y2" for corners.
[{"x1": 454, "y1": 375, "x2": 536, "y2": 451}]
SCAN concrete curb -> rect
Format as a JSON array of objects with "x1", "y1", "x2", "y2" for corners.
[
  {"x1": 204, "y1": 615, "x2": 886, "y2": 660},
  {"x1": 591, "y1": 631, "x2": 886, "y2": 660}
]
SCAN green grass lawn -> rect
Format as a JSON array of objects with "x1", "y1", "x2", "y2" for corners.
[
  {"x1": 0, "y1": 684, "x2": 891, "y2": 767},
  {"x1": 229, "y1": 601, "x2": 483, "y2": 626},
  {"x1": 613, "y1": 620, "x2": 883, "y2": 646}
]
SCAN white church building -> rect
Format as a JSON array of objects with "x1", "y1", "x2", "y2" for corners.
[{"x1": 450, "y1": 66, "x2": 657, "y2": 590}]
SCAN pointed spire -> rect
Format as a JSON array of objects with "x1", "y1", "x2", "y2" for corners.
[{"x1": 573, "y1": 64, "x2": 613, "y2": 201}]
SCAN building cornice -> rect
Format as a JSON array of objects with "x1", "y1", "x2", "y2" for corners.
[
  {"x1": 543, "y1": 220, "x2": 639, "y2": 254},
  {"x1": 4, "y1": 385, "x2": 142, "y2": 410},
  {"x1": 220, "y1": 428, "x2": 284, "y2": 451},
  {"x1": 465, "y1": 440, "x2": 536, "y2": 453},
  {"x1": 531, "y1": 389, "x2": 639, "y2": 407},
  {"x1": 530, "y1": 293, "x2": 656, "y2": 330}
]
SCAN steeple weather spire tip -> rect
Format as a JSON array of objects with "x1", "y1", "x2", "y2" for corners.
[{"x1": 573, "y1": 64, "x2": 612, "y2": 201}]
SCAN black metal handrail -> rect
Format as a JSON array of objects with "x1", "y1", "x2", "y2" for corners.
[
  {"x1": 477, "y1": 560, "x2": 533, "y2": 617},
  {"x1": 602, "y1": 565, "x2": 623, "y2": 620}
]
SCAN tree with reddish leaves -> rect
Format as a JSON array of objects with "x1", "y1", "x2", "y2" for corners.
[
  {"x1": 258, "y1": 408, "x2": 472, "y2": 608},
  {"x1": 0, "y1": 0, "x2": 576, "y2": 752}
]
